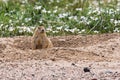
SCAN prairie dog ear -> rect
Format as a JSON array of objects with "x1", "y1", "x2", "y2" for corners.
[{"x1": 34, "y1": 27, "x2": 38, "y2": 31}]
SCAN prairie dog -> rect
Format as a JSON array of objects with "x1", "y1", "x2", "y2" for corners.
[{"x1": 32, "y1": 26, "x2": 53, "y2": 49}]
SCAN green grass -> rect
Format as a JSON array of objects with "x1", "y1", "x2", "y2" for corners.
[{"x1": 0, "y1": 0, "x2": 120, "y2": 37}]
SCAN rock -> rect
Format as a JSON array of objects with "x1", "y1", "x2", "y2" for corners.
[
  {"x1": 83, "y1": 67, "x2": 90, "y2": 72},
  {"x1": 91, "y1": 78, "x2": 97, "y2": 80}
]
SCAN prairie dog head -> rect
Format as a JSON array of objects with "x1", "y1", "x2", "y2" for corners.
[{"x1": 36, "y1": 26, "x2": 46, "y2": 34}]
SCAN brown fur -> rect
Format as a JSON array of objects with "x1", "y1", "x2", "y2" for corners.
[{"x1": 32, "y1": 26, "x2": 53, "y2": 49}]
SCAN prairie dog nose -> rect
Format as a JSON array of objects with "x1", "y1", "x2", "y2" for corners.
[{"x1": 41, "y1": 29, "x2": 45, "y2": 32}]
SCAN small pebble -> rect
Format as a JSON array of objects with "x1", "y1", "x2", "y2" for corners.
[
  {"x1": 32, "y1": 74, "x2": 35, "y2": 77},
  {"x1": 71, "y1": 63, "x2": 75, "y2": 66},
  {"x1": 91, "y1": 78, "x2": 97, "y2": 80},
  {"x1": 105, "y1": 71, "x2": 113, "y2": 74},
  {"x1": 83, "y1": 67, "x2": 90, "y2": 72},
  {"x1": 112, "y1": 47, "x2": 115, "y2": 50},
  {"x1": 51, "y1": 58, "x2": 55, "y2": 61}
]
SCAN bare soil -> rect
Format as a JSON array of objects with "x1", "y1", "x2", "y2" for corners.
[{"x1": 0, "y1": 33, "x2": 120, "y2": 80}]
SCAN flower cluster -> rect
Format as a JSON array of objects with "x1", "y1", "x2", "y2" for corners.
[{"x1": 0, "y1": 0, "x2": 120, "y2": 37}]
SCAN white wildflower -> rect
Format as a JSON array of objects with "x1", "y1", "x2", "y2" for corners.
[
  {"x1": 25, "y1": 18, "x2": 31, "y2": 22},
  {"x1": 76, "y1": 8, "x2": 82, "y2": 11},
  {"x1": 22, "y1": 27, "x2": 27, "y2": 31},
  {"x1": 21, "y1": 11, "x2": 25, "y2": 15},
  {"x1": 34, "y1": 6, "x2": 42, "y2": 10},
  {"x1": 47, "y1": 11, "x2": 51, "y2": 13},
  {"x1": 81, "y1": 29, "x2": 85, "y2": 32},
  {"x1": 30, "y1": 26, "x2": 35, "y2": 30},
  {"x1": 109, "y1": 9, "x2": 114, "y2": 15},
  {"x1": 69, "y1": 28, "x2": 78, "y2": 33},
  {"x1": 88, "y1": 11, "x2": 92, "y2": 15},
  {"x1": 62, "y1": 25, "x2": 68, "y2": 31},
  {"x1": 55, "y1": 6, "x2": 58, "y2": 9},
  {"x1": 53, "y1": 10, "x2": 57, "y2": 13},
  {"x1": 21, "y1": 0, "x2": 28, "y2": 4},
  {"x1": 113, "y1": 28, "x2": 119, "y2": 32},
  {"x1": 4, "y1": 13, "x2": 9, "y2": 16},
  {"x1": 73, "y1": 16, "x2": 77, "y2": 20},
  {"x1": 68, "y1": 16, "x2": 77, "y2": 20},
  {"x1": 26, "y1": 27, "x2": 32, "y2": 33},
  {"x1": 114, "y1": 20, "x2": 120, "y2": 26},
  {"x1": 2, "y1": 0, "x2": 8, "y2": 4},
  {"x1": 116, "y1": 8, "x2": 120, "y2": 12},
  {"x1": 100, "y1": 0, "x2": 104, "y2": 4},
  {"x1": 104, "y1": 27, "x2": 107, "y2": 29},
  {"x1": 0, "y1": 24, "x2": 4, "y2": 28},
  {"x1": 56, "y1": 26, "x2": 63, "y2": 30},
  {"x1": 107, "y1": 0, "x2": 111, "y2": 3},
  {"x1": 92, "y1": 8, "x2": 102, "y2": 15},
  {"x1": 64, "y1": 28, "x2": 69, "y2": 32},
  {"x1": 78, "y1": 29, "x2": 86, "y2": 33},
  {"x1": 19, "y1": 29, "x2": 23, "y2": 33},
  {"x1": 50, "y1": 0, "x2": 54, "y2": 2},
  {"x1": 17, "y1": 26, "x2": 23, "y2": 33},
  {"x1": 56, "y1": 0, "x2": 60, "y2": 3},
  {"x1": 42, "y1": 8, "x2": 47, "y2": 13},
  {"x1": 90, "y1": 17, "x2": 98, "y2": 21},
  {"x1": 114, "y1": 20, "x2": 118, "y2": 25},
  {"x1": 9, "y1": 27, "x2": 14, "y2": 32},
  {"x1": 94, "y1": 30, "x2": 99, "y2": 33},
  {"x1": 58, "y1": 14, "x2": 64, "y2": 18},
  {"x1": 39, "y1": 20, "x2": 42, "y2": 23},
  {"x1": 52, "y1": 30, "x2": 59, "y2": 33},
  {"x1": 81, "y1": 16, "x2": 87, "y2": 20},
  {"x1": 110, "y1": 19, "x2": 114, "y2": 23},
  {"x1": 86, "y1": 21, "x2": 91, "y2": 25},
  {"x1": 21, "y1": 23, "x2": 25, "y2": 26},
  {"x1": 63, "y1": 13, "x2": 69, "y2": 17},
  {"x1": 9, "y1": 20, "x2": 12, "y2": 23},
  {"x1": 46, "y1": 27, "x2": 52, "y2": 32},
  {"x1": 80, "y1": 16, "x2": 89, "y2": 24},
  {"x1": 58, "y1": 13, "x2": 69, "y2": 18},
  {"x1": 92, "y1": 1, "x2": 99, "y2": 7},
  {"x1": 68, "y1": 16, "x2": 73, "y2": 20},
  {"x1": 69, "y1": 29, "x2": 75, "y2": 33},
  {"x1": 18, "y1": 26, "x2": 32, "y2": 33}
]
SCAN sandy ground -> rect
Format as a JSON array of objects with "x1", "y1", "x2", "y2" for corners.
[{"x1": 0, "y1": 33, "x2": 120, "y2": 80}]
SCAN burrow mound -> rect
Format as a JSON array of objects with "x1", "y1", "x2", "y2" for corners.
[
  {"x1": 0, "y1": 33, "x2": 119, "y2": 62},
  {"x1": 14, "y1": 33, "x2": 119, "y2": 49}
]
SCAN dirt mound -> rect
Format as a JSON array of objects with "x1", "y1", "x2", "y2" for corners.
[
  {"x1": 0, "y1": 33, "x2": 120, "y2": 79},
  {"x1": 13, "y1": 33, "x2": 119, "y2": 49},
  {"x1": 0, "y1": 33, "x2": 119, "y2": 62}
]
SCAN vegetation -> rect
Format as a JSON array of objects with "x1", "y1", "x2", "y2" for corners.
[{"x1": 0, "y1": 0, "x2": 120, "y2": 37}]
